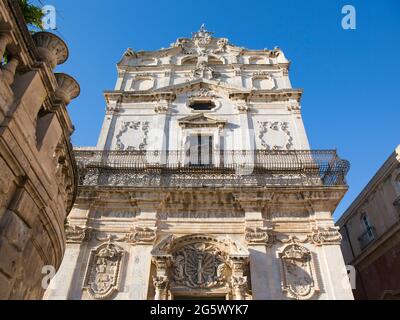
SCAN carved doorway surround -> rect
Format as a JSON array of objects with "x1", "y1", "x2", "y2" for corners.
[{"x1": 151, "y1": 234, "x2": 250, "y2": 300}]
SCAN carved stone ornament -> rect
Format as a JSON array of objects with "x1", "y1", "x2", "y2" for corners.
[
  {"x1": 174, "y1": 24, "x2": 224, "y2": 56},
  {"x1": 310, "y1": 227, "x2": 342, "y2": 246},
  {"x1": 32, "y1": 31, "x2": 69, "y2": 69},
  {"x1": 258, "y1": 121, "x2": 293, "y2": 150},
  {"x1": 245, "y1": 227, "x2": 273, "y2": 245},
  {"x1": 154, "y1": 104, "x2": 169, "y2": 113},
  {"x1": 172, "y1": 242, "x2": 228, "y2": 289},
  {"x1": 126, "y1": 226, "x2": 157, "y2": 244},
  {"x1": 83, "y1": 241, "x2": 124, "y2": 300},
  {"x1": 116, "y1": 121, "x2": 149, "y2": 151},
  {"x1": 65, "y1": 224, "x2": 92, "y2": 244},
  {"x1": 279, "y1": 244, "x2": 318, "y2": 300},
  {"x1": 188, "y1": 88, "x2": 220, "y2": 99},
  {"x1": 237, "y1": 104, "x2": 250, "y2": 113},
  {"x1": 54, "y1": 73, "x2": 80, "y2": 105},
  {"x1": 190, "y1": 61, "x2": 216, "y2": 80}
]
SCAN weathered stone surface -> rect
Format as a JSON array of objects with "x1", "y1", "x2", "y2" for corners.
[{"x1": 0, "y1": 1, "x2": 79, "y2": 300}]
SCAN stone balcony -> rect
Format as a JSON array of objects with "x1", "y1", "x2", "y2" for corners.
[{"x1": 75, "y1": 149, "x2": 350, "y2": 188}]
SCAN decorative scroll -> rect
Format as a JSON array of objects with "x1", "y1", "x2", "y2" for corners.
[
  {"x1": 279, "y1": 244, "x2": 318, "y2": 300},
  {"x1": 83, "y1": 241, "x2": 124, "y2": 299}
]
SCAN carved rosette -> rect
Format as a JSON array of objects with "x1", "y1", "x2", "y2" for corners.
[
  {"x1": 172, "y1": 242, "x2": 228, "y2": 289},
  {"x1": 278, "y1": 244, "x2": 318, "y2": 300},
  {"x1": 126, "y1": 227, "x2": 156, "y2": 245},
  {"x1": 65, "y1": 224, "x2": 92, "y2": 244},
  {"x1": 32, "y1": 32, "x2": 69, "y2": 69},
  {"x1": 55, "y1": 73, "x2": 80, "y2": 105},
  {"x1": 83, "y1": 241, "x2": 124, "y2": 300},
  {"x1": 151, "y1": 235, "x2": 250, "y2": 300},
  {"x1": 310, "y1": 227, "x2": 342, "y2": 246}
]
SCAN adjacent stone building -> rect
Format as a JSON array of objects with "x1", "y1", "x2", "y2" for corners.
[
  {"x1": 337, "y1": 145, "x2": 400, "y2": 300},
  {"x1": 0, "y1": 1, "x2": 79, "y2": 299},
  {"x1": 45, "y1": 26, "x2": 353, "y2": 300}
]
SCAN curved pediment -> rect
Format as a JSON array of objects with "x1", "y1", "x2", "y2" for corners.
[{"x1": 178, "y1": 113, "x2": 227, "y2": 129}]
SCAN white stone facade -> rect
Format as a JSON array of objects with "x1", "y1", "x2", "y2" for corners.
[{"x1": 44, "y1": 26, "x2": 354, "y2": 300}]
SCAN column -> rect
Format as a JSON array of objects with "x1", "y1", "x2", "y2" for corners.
[
  {"x1": 128, "y1": 209, "x2": 160, "y2": 300},
  {"x1": 311, "y1": 223, "x2": 354, "y2": 300},
  {"x1": 43, "y1": 243, "x2": 81, "y2": 300},
  {"x1": 244, "y1": 211, "x2": 274, "y2": 299}
]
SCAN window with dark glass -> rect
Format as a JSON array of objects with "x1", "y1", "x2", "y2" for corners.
[
  {"x1": 189, "y1": 101, "x2": 215, "y2": 111},
  {"x1": 189, "y1": 134, "x2": 213, "y2": 166}
]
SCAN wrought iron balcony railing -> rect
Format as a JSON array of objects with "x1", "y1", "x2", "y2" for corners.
[
  {"x1": 74, "y1": 149, "x2": 350, "y2": 188},
  {"x1": 358, "y1": 227, "x2": 376, "y2": 250}
]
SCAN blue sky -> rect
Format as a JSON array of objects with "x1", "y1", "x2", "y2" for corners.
[{"x1": 35, "y1": 0, "x2": 400, "y2": 220}]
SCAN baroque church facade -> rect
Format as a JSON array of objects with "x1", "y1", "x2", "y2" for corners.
[{"x1": 44, "y1": 26, "x2": 354, "y2": 300}]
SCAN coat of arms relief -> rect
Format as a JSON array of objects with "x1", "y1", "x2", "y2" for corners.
[
  {"x1": 83, "y1": 241, "x2": 125, "y2": 299},
  {"x1": 278, "y1": 243, "x2": 318, "y2": 300}
]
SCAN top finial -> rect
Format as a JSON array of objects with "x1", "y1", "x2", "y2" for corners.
[{"x1": 192, "y1": 23, "x2": 214, "y2": 40}]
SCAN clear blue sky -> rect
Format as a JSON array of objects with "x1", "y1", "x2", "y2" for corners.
[{"x1": 36, "y1": 0, "x2": 400, "y2": 220}]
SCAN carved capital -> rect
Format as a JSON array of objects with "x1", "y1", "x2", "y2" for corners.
[
  {"x1": 245, "y1": 227, "x2": 273, "y2": 245},
  {"x1": 237, "y1": 104, "x2": 250, "y2": 113},
  {"x1": 310, "y1": 227, "x2": 342, "y2": 246},
  {"x1": 154, "y1": 105, "x2": 169, "y2": 114},
  {"x1": 65, "y1": 224, "x2": 93, "y2": 243},
  {"x1": 126, "y1": 226, "x2": 156, "y2": 245}
]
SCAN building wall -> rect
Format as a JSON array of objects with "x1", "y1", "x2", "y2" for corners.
[
  {"x1": 45, "y1": 27, "x2": 353, "y2": 300},
  {"x1": 337, "y1": 145, "x2": 400, "y2": 299},
  {"x1": 0, "y1": 1, "x2": 79, "y2": 300}
]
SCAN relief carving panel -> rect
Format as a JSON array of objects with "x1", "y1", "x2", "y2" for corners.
[
  {"x1": 258, "y1": 121, "x2": 293, "y2": 150},
  {"x1": 116, "y1": 121, "x2": 149, "y2": 151},
  {"x1": 83, "y1": 241, "x2": 125, "y2": 299}
]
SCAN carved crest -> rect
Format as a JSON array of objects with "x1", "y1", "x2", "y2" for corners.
[
  {"x1": 83, "y1": 241, "x2": 124, "y2": 299},
  {"x1": 279, "y1": 244, "x2": 318, "y2": 300}
]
